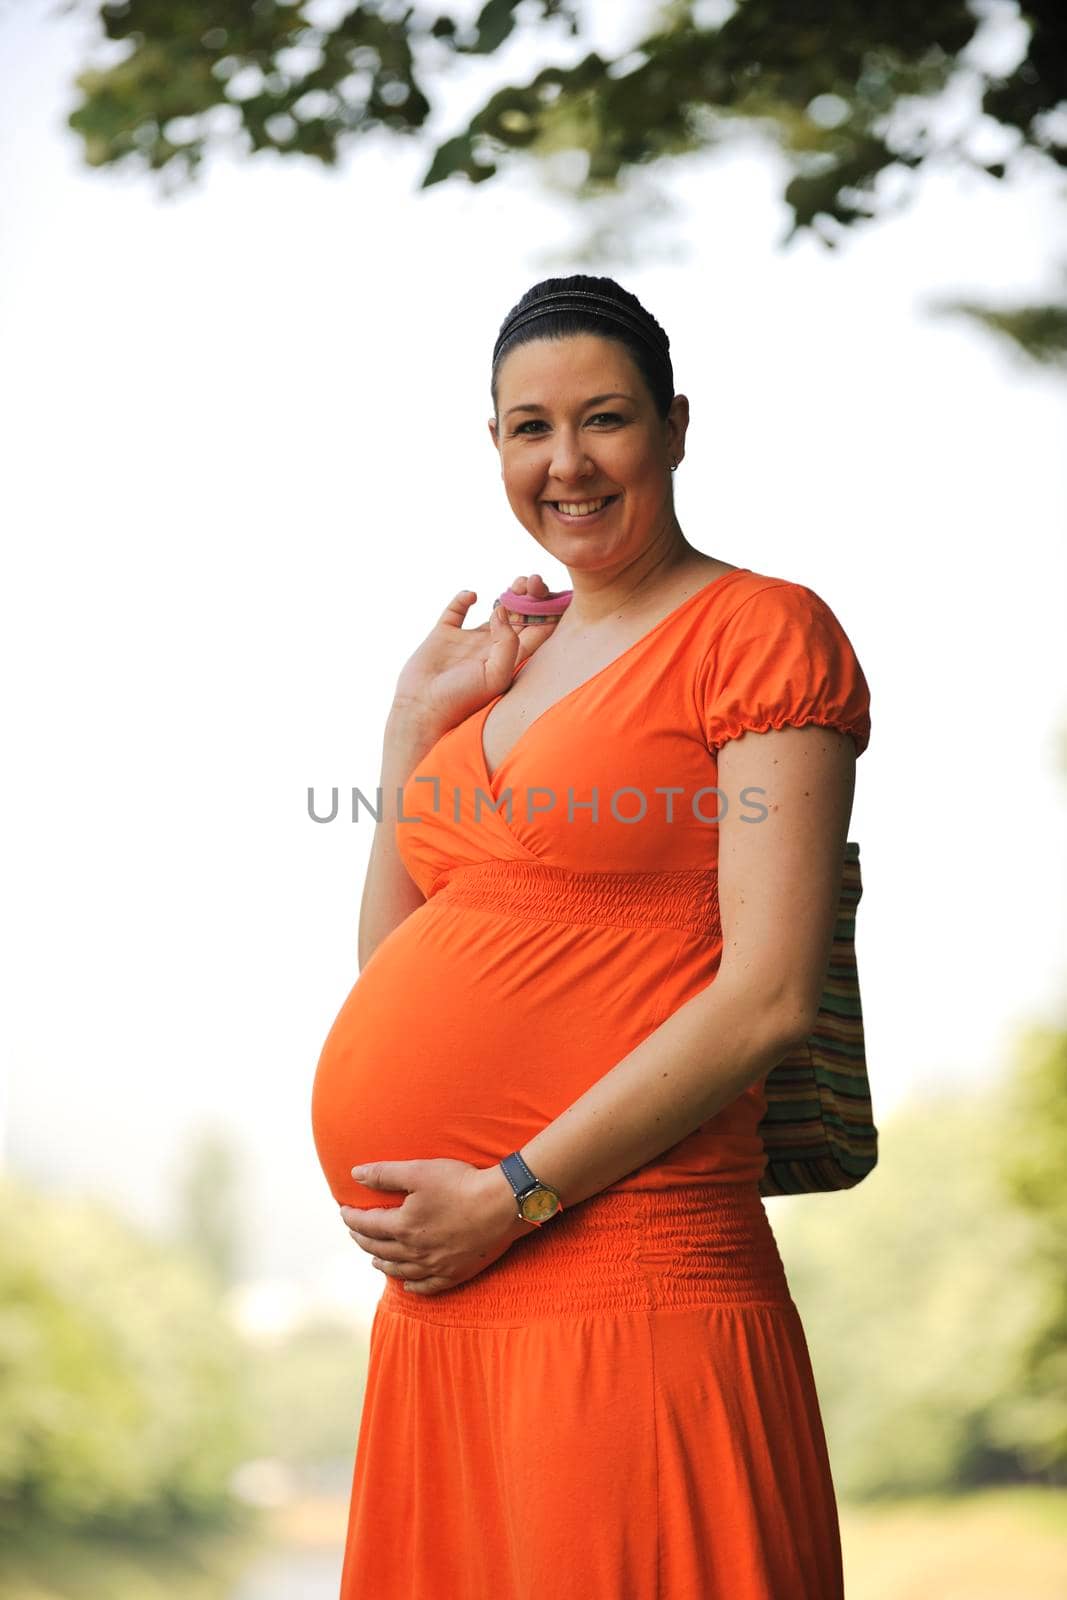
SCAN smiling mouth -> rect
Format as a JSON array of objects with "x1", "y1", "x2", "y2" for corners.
[{"x1": 546, "y1": 495, "x2": 620, "y2": 518}]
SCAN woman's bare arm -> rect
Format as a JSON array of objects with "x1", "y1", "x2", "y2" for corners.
[
  {"x1": 357, "y1": 575, "x2": 560, "y2": 970},
  {"x1": 357, "y1": 707, "x2": 444, "y2": 971},
  {"x1": 482, "y1": 722, "x2": 857, "y2": 1210}
]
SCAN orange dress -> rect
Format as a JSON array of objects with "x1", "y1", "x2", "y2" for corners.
[{"x1": 311, "y1": 565, "x2": 872, "y2": 1600}]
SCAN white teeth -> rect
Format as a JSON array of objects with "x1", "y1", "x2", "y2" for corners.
[{"x1": 555, "y1": 497, "x2": 610, "y2": 516}]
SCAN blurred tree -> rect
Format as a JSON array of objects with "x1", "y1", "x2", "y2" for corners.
[
  {"x1": 773, "y1": 1073, "x2": 1065, "y2": 1498},
  {"x1": 171, "y1": 1126, "x2": 246, "y2": 1290},
  {"x1": 58, "y1": 0, "x2": 1067, "y2": 365},
  {"x1": 0, "y1": 1174, "x2": 257, "y2": 1535},
  {"x1": 242, "y1": 1313, "x2": 371, "y2": 1472},
  {"x1": 994, "y1": 1020, "x2": 1067, "y2": 1478}
]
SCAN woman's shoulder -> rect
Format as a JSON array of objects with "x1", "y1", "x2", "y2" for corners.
[
  {"x1": 707, "y1": 565, "x2": 863, "y2": 641},
  {"x1": 718, "y1": 563, "x2": 836, "y2": 609},
  {"x1": 693, "y1": 565, "x2": 872, "y2": 758}
]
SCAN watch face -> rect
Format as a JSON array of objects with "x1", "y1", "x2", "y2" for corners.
[{"x1": 521, "y1": 1186, "x2": 561, "y2": 1223}]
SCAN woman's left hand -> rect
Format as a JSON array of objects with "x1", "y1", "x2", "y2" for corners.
[{"x1": 340, "y1": 1158, "x2": 533, "y2": 1296}]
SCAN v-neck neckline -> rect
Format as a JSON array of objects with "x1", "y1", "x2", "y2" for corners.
[{"x1": 477, "y1": 565, "x2": 752, "y2": 790}]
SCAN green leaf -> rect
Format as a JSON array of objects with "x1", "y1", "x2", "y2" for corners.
[{"x1": 470, "y1": 0, "x2": 522, "y2": 56}]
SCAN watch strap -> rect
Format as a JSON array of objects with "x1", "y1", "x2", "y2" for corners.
[
  {"x1": 500, "y1": 1150, "x2": 541, "y2": 1198},
  {"x1": 499, "y1": 1151, "x2": 563, "y2": 1223}
]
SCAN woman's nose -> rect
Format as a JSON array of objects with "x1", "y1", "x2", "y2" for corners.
[{"x1": 547, "y1": 430, "x2": 595, "y2": 483}]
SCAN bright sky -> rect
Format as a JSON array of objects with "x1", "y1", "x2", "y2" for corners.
[{"x1": 3, "y1": 0, "x2": 1065, "y2": 1326}]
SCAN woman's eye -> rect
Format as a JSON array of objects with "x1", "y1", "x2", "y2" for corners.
[{"x1": 514, "y1": 412, "x2": 623, "y2": 435}]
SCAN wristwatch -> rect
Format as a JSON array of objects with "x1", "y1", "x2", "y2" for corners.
[{"x1": 499, "y1": 1151, "x2": 564, "y2": 1226}]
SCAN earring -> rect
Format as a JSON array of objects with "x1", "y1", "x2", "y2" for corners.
[{"x1": 670, "y1": 460, "x2": 678, "y2": 472}]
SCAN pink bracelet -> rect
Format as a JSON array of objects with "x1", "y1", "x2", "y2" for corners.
[{"x1": 495, "y1": 586, "x2": 573, "y2": 617}]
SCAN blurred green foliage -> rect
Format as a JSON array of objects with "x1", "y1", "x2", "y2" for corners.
[
  {"x1": 0, "y1": 1175, "x2": 258, "y2": 1537},
  {"x1": 241, "y1": 1316, "x2": 369, "y2": 1470},
  {"x1": 57, "y1": 0, "x2": 1067, "y2": 362},
  {"x1": 171, "y1": 1125, "x2": 247, "y2": 1290},
  {"x1": 61, "y1": 0, "x2": 1065, "y2": 219},
  {"x1": 996, "y1": 1022, "x2": 1067, "y2": 1471},
  {"x1": 0, "y1": 1008, "x2": 1062, "y2": 1560},
  {"x1": 774, "y1": 1022, "x2": 1067, "y2": 1499}
]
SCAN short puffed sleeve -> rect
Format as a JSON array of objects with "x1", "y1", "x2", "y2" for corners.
[{"x1": 698, "y1": 580, "x2": 871, "y2": 757}]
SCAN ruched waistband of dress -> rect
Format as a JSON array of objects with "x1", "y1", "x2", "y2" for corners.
[
  {"x1": 380, "y1": 1180, "x2": 791, "y2": 1326},
  {"x1": 430, "y1": 859, "x2": 722, "y2": 933}
]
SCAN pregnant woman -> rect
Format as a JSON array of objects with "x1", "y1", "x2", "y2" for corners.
[{"x1": 311, "y1": 273, "x2": 871, "y2": 1598}]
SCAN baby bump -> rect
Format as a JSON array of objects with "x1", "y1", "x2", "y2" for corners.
[{"x1": 310, "y1": 897, "x2": 675, "y2": 1209}]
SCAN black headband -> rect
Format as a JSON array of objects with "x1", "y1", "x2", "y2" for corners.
[{"x1": 492, "y1": 290, "x2": 673, "y2": 381}]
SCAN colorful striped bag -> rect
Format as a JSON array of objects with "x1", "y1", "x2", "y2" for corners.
[{"x1": 758, "y1": 840, "x2": 878, "y2": 1196}]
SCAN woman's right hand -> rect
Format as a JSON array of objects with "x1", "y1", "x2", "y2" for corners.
[{"x1": 391, "y1": 573, "x2": 564, "y2": 735}]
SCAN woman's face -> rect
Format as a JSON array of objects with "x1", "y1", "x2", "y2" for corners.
[{"x1": 488, "y1": 333, "x2": 688, "y2": 571}]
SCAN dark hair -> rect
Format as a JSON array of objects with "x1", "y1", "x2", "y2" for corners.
[{"x1": 491, "y1": 274, "x2": 675, "y2": 420}]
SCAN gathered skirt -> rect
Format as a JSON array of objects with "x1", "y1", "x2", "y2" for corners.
[{"x1": 338, "y1": 1178, "x2": 844, "y2": 1600}]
